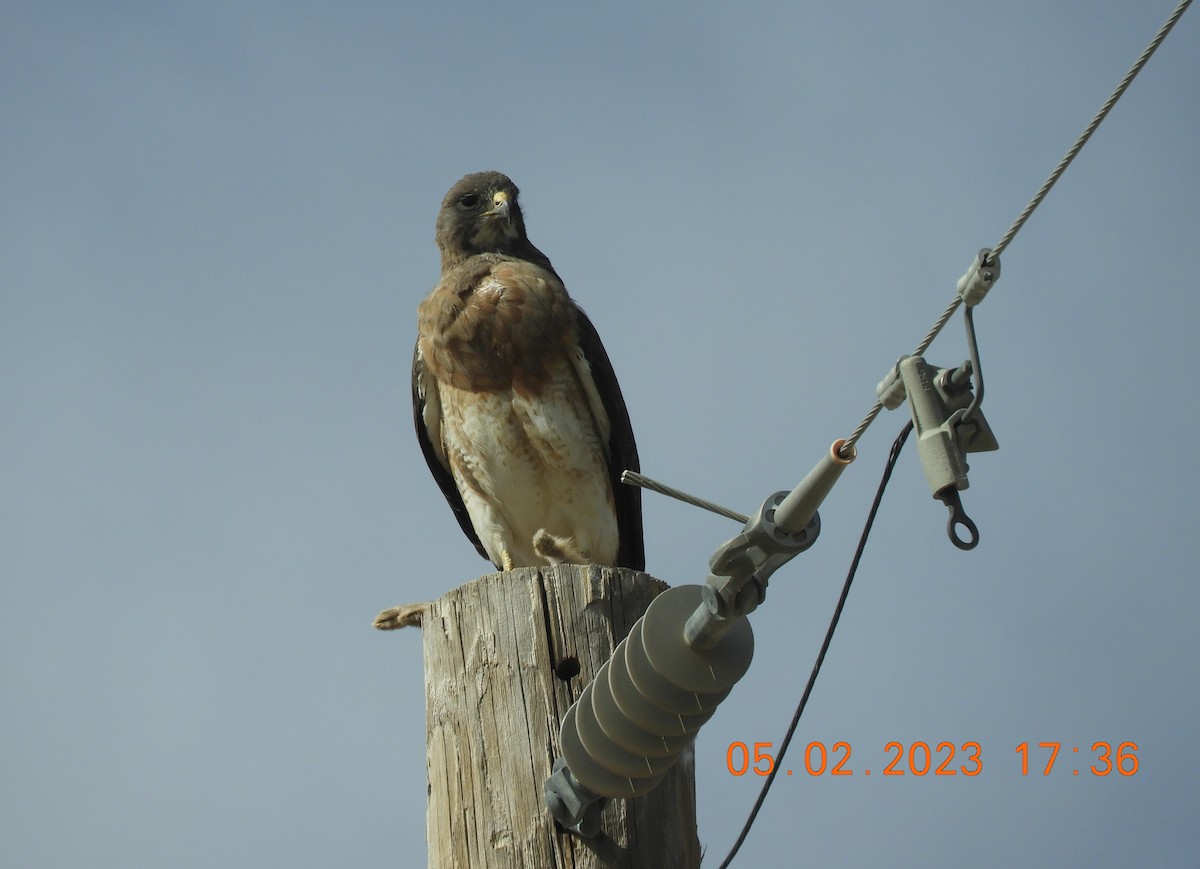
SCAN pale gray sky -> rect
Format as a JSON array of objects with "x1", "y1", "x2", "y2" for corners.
[{"x1": 4, "y1": 2, "x2": 1198, "y2": 866}]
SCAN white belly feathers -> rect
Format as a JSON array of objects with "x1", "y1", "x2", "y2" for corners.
[{"x1": 438, "y1": 358, "x2": 619, "y2": 568}]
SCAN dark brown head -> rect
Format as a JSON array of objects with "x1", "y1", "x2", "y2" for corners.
[{"x1": 434, "y1": 171, "x2": 555, "y2": 274}]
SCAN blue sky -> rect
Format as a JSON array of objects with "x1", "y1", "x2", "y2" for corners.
[{"x1": 3, "y1": 2, "x2": 1198, "y2": 866}]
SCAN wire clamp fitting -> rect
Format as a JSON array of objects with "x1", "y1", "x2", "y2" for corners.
[
  {"x1": 898, "y1": 356, "x2": 998, "y2": 549},
  {"x1": 956, "y1": 248, "x2": 1000, "y2": 307}
]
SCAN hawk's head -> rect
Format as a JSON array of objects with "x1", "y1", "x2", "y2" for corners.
[
  {"x1": 434, "y1": 171, "x2": 560, "y2": 278},
  {"x1": 436, "y1": 172, "x2": 528, "y2": 264}
]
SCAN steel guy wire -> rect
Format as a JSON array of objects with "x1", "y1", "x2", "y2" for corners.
[{"x1": 837, "y1": 0, "x2": 1192, "y2": 459}]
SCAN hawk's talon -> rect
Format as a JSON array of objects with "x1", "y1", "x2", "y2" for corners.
[
  {"x1": 532, "y1": 529, "x2": 590, "y2": 565},
  {"x1": 373, "y1": 602, "x2": 429, "y2": 630}
]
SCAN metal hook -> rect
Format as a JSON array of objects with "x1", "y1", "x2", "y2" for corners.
[{"x1": 935, "y1": 487, "x2": 979, "y2": 550}]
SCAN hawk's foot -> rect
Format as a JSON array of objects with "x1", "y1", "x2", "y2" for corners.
[
  {"x1": 532, "y1": 529, "x2": 590, "y2": 565},
  {"x1": 373, "y1": 602, "x2": 429, "y2": 630}
]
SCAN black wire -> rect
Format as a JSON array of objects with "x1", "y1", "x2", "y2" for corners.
[{"x1": 717, "y1": 420, "x2": 915, "y2": 868}]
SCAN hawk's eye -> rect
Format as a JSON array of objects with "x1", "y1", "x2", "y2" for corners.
[{"x1": 458, "y1": 193, "x2": 480, "y2": 209}]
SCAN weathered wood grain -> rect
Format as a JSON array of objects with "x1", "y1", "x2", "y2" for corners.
[{"x1": 421, "y1": 565, "x2": 700, "y2": 868}]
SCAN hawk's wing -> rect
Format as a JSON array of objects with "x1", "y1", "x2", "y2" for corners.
[
  {"x1": 568, "y1": 305, "x2": 645, "y2": 572},
  {"x1": 411, "y1": 341, "x2": 491, "y2": 563}
]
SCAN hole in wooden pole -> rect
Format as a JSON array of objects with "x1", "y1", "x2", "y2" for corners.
[{"x1": 554, "y1": 656, "x2": 581, "y2": 681}]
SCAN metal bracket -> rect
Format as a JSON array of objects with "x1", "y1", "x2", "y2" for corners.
[
  {"x1": 897, "y1": 355, "x2": 998, "y2": 548},
  {"x1": 684, "y1": 440, "x2": 855, "y2": 650},
  {"x1": 544, "y1": 758, "x2": 605, "y2": 837},
  {"x1": 683, "y1": 493, "x2": 818, "y2": 648}
]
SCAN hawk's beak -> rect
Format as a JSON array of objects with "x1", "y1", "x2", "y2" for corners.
[{"x1": 485, "y1": 191, "x2": 511, "y2": 223}]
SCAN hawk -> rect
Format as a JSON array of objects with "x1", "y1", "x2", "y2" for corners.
[{"x1": 412, "y1": 171, "x2": 645, "y2": 572}]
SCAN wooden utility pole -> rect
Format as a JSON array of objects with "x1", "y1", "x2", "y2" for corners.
[{"x1": 379, "y1": 565, "x2": 700, "y2": 868}]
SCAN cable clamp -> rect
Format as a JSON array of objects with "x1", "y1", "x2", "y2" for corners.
[
  {"x1": 956, "y1": 248, "x2": 1000, "y2": 307},
  {"x1": 875, "y1": 356, "x2": 910, "y2": 410}
]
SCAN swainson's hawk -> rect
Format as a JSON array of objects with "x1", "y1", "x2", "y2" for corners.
[{"x1": 412, "y1": 171, "x2": 644, "y2": 572}]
